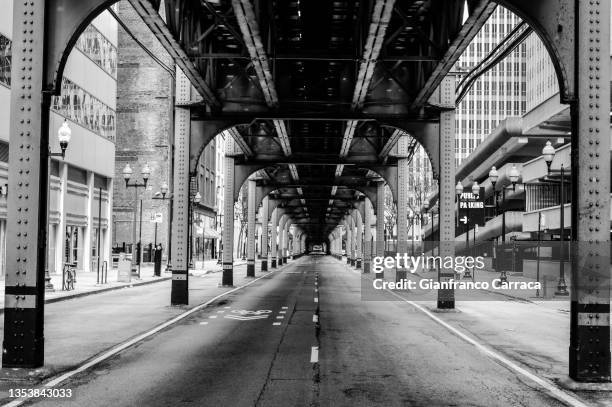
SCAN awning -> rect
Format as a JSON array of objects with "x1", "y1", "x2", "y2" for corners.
[{"x1": 203, "y1": 229, "x2": 221, "y2": 239}]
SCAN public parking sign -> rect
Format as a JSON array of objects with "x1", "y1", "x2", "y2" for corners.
[
  {"x1": 458, "y1": 187, "x2": 485, "y2": 226},
  {"x1": 151, "y1": 213, "x2": 163, "y2": 223}
]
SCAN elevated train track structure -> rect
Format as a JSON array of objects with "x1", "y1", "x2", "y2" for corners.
[{"x1": 4, "y1": 0, "x2": 610, "y2": 383}]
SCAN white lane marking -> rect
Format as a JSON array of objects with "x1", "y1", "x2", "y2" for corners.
[
  {"x1": 310, "y1": 346, "x2": 319, "y2": 363},
  {"x1": 224, "y1": 306, "x2": 231, "y2": 309},
  {"x1": 272, "y1": 322, "x2": 282, "y2": 326},
  {"x1": 0, "y1": 269, "x2": 277, "y2": 407},
  {"x1": 314, "y1": 297, "x2": 319, "y2": 303},
  {"x1": 276, "y1": 316, "x2": 284, "y2": 319},
  {"x1": 282, "y1": 306, "x2": 288, "y2": 309},
  {"x1": 385, "y1": 289, "x2": 591, "y2": 407},
  {"x1": 217, "y1": 310, "x2": 225, "y2": 313},
  {"x1": 209, "y1": 315, "x2": 217, "y2": 319},
  {"x1": 199, "y1": 322, "x2": 208, "y2": 325},
  {"x1": 315, "y1": 288, "x2": 318, "y2": 293},
  {"x1": 279, "y1": 310, "x2": 286, "y2": 314},
  {"x1": 313, "y1": 315, "x2": 319, "y2": 323}
]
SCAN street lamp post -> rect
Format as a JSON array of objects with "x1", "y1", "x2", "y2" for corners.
[
  {"x1": 488, "y1": 166, "x2": 508, "y2": 282},
  {"x1": 123, "y1": 163, "x2": 150, "y2": 279},
  {"x1": 45, "y1": 121, "x2": 72, "y2": 291},
  {"x1": 542, "y1": 141, "x2": 569, "y2": 296},
  {"x1": 189, "y1": 191, "x2": 202, "y2": 269},
  {"x1": 152, "y1": 182, "x2": 172, "y2": 272}
]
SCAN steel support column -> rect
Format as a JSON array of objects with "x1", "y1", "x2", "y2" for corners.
[
  {"x1": 170, "y1": 68, "x2": 191, "y2": 305},
  {"x1": 246, "y1": 178, "x2": 256, "y2": 277},
  {"x1": 3, "y1": 0, "x2": 48, "y2": 367},
  {"x1": 375, "y1": 182, "x2": 385, "y2": 278},
  {"x1": 363, "y1": 199, "x2": 373, "y2": 273},
  {"x1": 396, "y1": 135, "x2": 409, "y2": 281},
  {"x1": 222, "y1": 137, "x2": 236, "y2": 286},
  {"x1": 270, "y1": 208, "x2": 278, "y2": 268},
  {"x1": 569, "y1": 0, "x2": 611, "y2": 382},
  {"x1": 278, "y1": 215, "x2": 287, "y2": 266},
  {"x1": 283, "y1": 223, "x2": 290, "y2": 263},
  {"x1": 437, "y1": 76, "x2": 456, "y2": 309},
  {"x1": 345, "y1": 218, "x2": 352, "y2": 265},
  {"x1": 354, "y1": 211, "x2": 363, "y2": 269},
  {"x1": 260, "y1": 196, "x2": 269, "y2": 271}
]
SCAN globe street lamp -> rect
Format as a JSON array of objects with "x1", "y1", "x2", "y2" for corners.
[
  {"x1": 46, "y1": 120, "x2": 73, "y2": 291},
  {"x1": 123, "y1": 163, "x2": 150, "y2": 278},
  {"x1": 539, "y1": 141, "x2": 568, "y2": 296}
]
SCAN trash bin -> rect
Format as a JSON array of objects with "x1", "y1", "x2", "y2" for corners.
[
  {"x1": 154, "y1": 244, "x2": 162, "y2": 277},
  {"x1": 118, "y1": 252, "x2": 132, "y2": 283}
]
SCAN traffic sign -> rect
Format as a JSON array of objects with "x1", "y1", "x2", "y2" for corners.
[
  {"x1": 458, "y1": 187, "x2": 485, "y2": 226},
  {"x1": 151, "y1": 212, "x2": 163, "y2": 223}
]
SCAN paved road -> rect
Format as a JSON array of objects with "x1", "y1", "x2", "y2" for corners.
[{"x1": 29, "y1": 256, "x2": 572, "y2": 406}]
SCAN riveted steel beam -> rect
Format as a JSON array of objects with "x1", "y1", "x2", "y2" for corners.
[
  {"x1": 3, "y1": 0, "x2": 48, "y2": 368},
  {"x1": 128, "y1": 0, "x2": 220, "y2": 107}
]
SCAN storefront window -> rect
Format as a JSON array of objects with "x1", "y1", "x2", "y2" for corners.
[
  {"x1": 51, "y1": 78, "x2": 116, "y2": 141},
  {"x1": 0, "y1": 34, "x2": 11, "y2": 87},
  {"x1": 75, "y1": 25, "x2": 117, "y2": 78}
]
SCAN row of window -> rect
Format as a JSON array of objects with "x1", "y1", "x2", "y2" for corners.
[
  {"x1": 75, "y1": 24, "x2": 117, "y2": 78},
  {"x1": 51, "y1": 77, "x2": 116, "y2": 141},
  {"x1": 0, "y1": 34, "x2": 10, "y2": 87}
]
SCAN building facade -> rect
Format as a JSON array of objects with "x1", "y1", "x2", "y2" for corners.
[
  {"x1": 454, "y1": 6, "x2": 526, "y2": 166},
  {"x1": 0, "y1": 1, "x2": 117, "y2": 276},
  {"x1": 113, "y1": 0, "x2": 174, "y2": 263}
]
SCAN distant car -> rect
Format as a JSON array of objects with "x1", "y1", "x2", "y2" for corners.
[{"x1": 312, "y1": 245, "x2": 324, "y2": 255}]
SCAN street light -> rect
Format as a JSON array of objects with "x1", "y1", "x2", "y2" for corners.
[
  {"x1": 488, "y1": 165, "x2": 507, "y2": 282},
  {"x1": 539, "y1": 141, "x2": 568, "y2": 296},
  {"x1": 542, "y1": 140, "x2": 555, "y2": 174},
  {"x1": 46, "y1": 120, "x2": 73, "y2": 291},
  {"x1": 189, "y1": 190, "x2": 202, "y2": 269},
  {"x1": 153, "y1": 182, "x2": 173, "y2": 273},
  {"x1": 123, "y1": 163, "x2": 150, "y2": 278},
  {"x1": 50, "y1": 120, "x2": 72, "y2": 159}
]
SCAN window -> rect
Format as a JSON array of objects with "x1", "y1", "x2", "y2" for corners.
[
  {"x1": 51, "y1": 78, "x2": 116, "y2": 141},
  {"x1": 75, "y1": 25, "x2": 117, "y2": 78},
  {"x1": 0, "y1": 34, "x2": 10, "y2": 87}
]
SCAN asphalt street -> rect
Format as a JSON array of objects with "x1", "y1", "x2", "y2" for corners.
[{"x1": 26, "y1": 256, "x2": 575, "y2": 406}]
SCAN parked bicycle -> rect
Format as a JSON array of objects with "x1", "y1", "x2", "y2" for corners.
[{"x1": 62, "y1": 263, "x2": 77, "y2": 291}]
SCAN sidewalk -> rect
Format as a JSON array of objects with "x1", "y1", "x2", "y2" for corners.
[
  {"x1": 0, "y1": 258, "x2": 249, "y2": 310},
  {"x1": 0, "y1": 257, "x2": 295, "y2": 386}
]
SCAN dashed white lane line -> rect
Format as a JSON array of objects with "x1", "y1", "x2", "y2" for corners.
[
  {"x1": 272, "y1": 322, "x2": 282, "y2": 326},
  {"x1": 199, "y1": 322, "x2": 209, "y2": 325},
  {"x1": 276, "y1": 316, "x2": 284, "y2": 319},
  {"x1": 282, "y1": 306, "x2": 288, "y2": 310},
  {"x1": 385, "y1": 289, "x2": 591, "y2": 407},
  {"x1": 314, "y1": 297, "x2": 319, "y2": 303},
  {"x1": 310, "y1": 346, "x2": 319, "y2": 363},
  {"x1": 313, "y1": 315, "x2": 319, "y2": 323},
  {"x1": 217, "y1": 310, "x2": 225, "y2": 313},
  {"x1": 0, "y1": 270, "x2": 278, "y2": 407},
  {"x1": 209, "y1": 315, "x2": 218, "y2": 319},
  {"x1": 279, "y1": 310, "x2": 286, "y2": 314},
  {"x1": 224, "y1": 306, "x2": 231, "y2": 309}
]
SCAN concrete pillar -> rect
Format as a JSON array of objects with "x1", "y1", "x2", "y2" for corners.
[
  {"x1": 569, "y1": 0, "x2": 610, "y2": 382},
  {"x1": 396, "y1": 135, "x2": 409, "y2": 281},
  {"x1": 375, "y1": 181, "x2": 385, "y2": 278},
  {"x1": 270, "y1": 208, "x2": 278, "y2": 268},
  {"x1": 363, "y1": 199, "x2": 372, "y2": 273},
  {"x1": 437, "y1": 76, "x2": 456, "y2": 309},
  {"x1": 354, "y1": 211, "x2": 363, "y2": 269},
  {"x1": 260, "y1": 196, "x2": 269, "y2": 271},
  {"x1": 170, "y1": 68, "x2": 191, "y2": 304},
  {"x1": 221, "y1": 136, "x2": 236, "y2": 286},
  {"x1": 246, "y1": 179, "x2": 256, "y2": 277}
]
